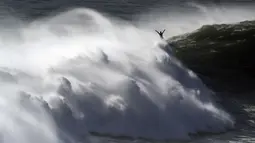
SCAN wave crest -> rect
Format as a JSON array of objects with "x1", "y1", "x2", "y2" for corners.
[{"x1": 0, "y1": 8, "x2": 235, "y2": 142}]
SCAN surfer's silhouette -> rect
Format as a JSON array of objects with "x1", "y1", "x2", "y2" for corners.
[{"x1": 155, "y1": 29, "x2": 165, "y2": 39}]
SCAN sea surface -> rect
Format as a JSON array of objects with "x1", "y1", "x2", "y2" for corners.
[{"x1": 0, "y1": 0, "x2": 255, "y2": 143}]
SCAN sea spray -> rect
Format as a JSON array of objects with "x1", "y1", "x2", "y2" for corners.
[{"x1": 0, "y1": 7, "x2": 238, "y2": 142}]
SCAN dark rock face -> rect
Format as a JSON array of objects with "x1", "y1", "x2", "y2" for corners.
[{"x1": 168, "y1": 20, "x2": 255, "y2": 93}]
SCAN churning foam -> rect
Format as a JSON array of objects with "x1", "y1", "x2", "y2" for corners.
[{"x1": 0, "y1": 5, "x2": 248, "y2": 142}]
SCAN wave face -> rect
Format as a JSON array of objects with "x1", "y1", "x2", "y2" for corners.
[{"x1": 0, "y1": 8, "x2": 236, "y2": 142}]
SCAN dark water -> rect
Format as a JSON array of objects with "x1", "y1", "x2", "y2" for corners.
[
  {"x1": 1, "y1": 0, "x2": 255, "y2": 143},
  {"x1": 1, "y1": 0, "x2": 255, "y2": 20}
]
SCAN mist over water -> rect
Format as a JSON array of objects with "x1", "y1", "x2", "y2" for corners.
[
  {"x1": 0, "y1": 2, "x2": 254, "y2": 143},
  {"x1": 135, "y1": 2, "x2": 255, "y2": 37}
]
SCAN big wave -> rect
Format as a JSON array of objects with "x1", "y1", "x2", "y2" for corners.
[{"x1": 0, "y1": 7, "x2": 240, "y2": 143}]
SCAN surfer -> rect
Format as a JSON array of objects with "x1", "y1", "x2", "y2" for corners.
[{"x1": 155, "y1": 29, "x2": 165, "y2": 39}]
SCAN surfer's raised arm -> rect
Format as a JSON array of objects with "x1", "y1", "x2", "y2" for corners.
[{"x1": 155, "y1": 29, "x2": 166, "y2": 39}]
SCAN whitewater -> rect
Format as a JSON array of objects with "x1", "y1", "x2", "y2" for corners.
[{"x1": 0, "y1": 4, "x2": 255, "y2": 143}]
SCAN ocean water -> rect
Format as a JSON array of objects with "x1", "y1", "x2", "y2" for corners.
[{"x1": 0, "y1": 0, "x2": 255, "y2": 143}]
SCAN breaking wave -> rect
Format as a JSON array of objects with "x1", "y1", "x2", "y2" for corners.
[{"x1": 0, "y1": 7, "x2": 240, "y2": 143}]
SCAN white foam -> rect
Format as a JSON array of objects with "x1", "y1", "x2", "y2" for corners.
[
  {"x1": 0, "y1": 86, "x2": 59, "y2": 143},
  {"x1": 1, "y1": 4, "x2": 254, "y2": 142}
]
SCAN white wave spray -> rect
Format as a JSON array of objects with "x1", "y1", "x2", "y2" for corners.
[{"x1": 1, "y1": 3, "x2": 254, "y2": 142}]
